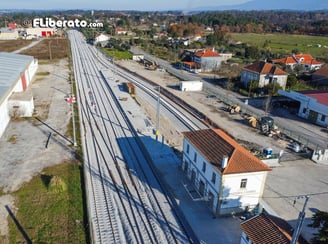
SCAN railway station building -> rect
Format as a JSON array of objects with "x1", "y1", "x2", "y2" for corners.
[
  {"x1": 0, "y1": 52, "x2": 38, "y2": 138},
  {"x1": 181, "y1": 129, "x2": 271, "y2": 216}
]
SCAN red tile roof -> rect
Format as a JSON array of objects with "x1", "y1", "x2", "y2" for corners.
[
  {"x1": 300, "y1": 90, "x2": 328, "y2": 106},
  {"x1": 240, "y1": 213, "x2": 309, "y2": 244},
  {"x1": 195, "y1": 49, "x2": 220, "y2": 58},
  {"x1": 243, "y1": 61, "x2": 287, "y2": 76},
  {"x1": 273, "y1": 54, "x2": 323, "y2": 66},
  {"x1": 182, "y1": 129, "x2": 271, "y2": 175}
]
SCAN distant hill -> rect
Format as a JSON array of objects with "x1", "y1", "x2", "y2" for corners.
[{"x1": 192, "y1": 0, "x2": 328, "y2": 12}]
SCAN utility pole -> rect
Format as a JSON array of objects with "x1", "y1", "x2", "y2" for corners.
[
  {"x1": 48, "y1": 40, "x2": 52, "y2": 60},
  {"x1": 155, "y1": 86, "x2": 161, "y2": 141},
  {"x1": 71, "y1": 75, "x2": 77, "y2": 147},
  {"x1": 291, "y1": 195, "x2": 310, "y2": 244}
]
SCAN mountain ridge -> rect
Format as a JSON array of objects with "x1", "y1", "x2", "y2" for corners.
[{"x1": 190, "y1": 0, "x2": 328, "y2": 12}]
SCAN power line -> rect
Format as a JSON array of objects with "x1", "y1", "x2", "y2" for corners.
[{"x1": 228, "y1": 191, "x2": 328, "y2": 199}]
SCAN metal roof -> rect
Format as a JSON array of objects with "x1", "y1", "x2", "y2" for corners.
[{"x1": 0, "y1": 52, "x2": 34, "y2": 103}]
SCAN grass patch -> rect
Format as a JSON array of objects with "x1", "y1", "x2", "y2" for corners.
[
  {"x1": 38, "y1": 60, "x2": 50, "y2": 65},
  {"x1": 36, "y1": 71, "x2": 50, "y2": 76},
  {"x1": 8, "y1": 162, "x2": 86, "y2": 243},
  {"x1": 289, "y1": 82, "x2": 314, "y2": 91},
  {"x1": 102, "y1": 48, "x2": 132, "y2": 60},
  {"x1": 0, "y1": 39, "x2": 34, "y2": 52},
  {"x1": 20, "y1": 39, "x2": 69, "y2": 60},
  {"x1": 7, "y1": 134, "x2": 17, "y2": 144},
  {"x1": 230, "y1": 33, "x2": 328, "y2": 59}
]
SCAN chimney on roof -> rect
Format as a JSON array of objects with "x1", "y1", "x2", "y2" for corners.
[{"x1": 222, "y1": 156, "x2": 228, "y2": 169}]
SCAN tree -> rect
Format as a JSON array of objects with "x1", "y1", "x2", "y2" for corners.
[
  {"x1": 248, "y1": 80, "x2": 259, "y2": 96},
  {"x1": 245, "y1": 45, "x2": 260, "y2": 59},
  {"x1": 287, "y1": 75, "x2": 298, "y2": 89},
  {"x1": 308, "y1": 211, "x2": 328, "y2": 244}
]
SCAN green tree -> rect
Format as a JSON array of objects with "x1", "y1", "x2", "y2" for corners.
[
  {"x1": 287, "y1": 75, "x2": 298, "y2": 89},
  {"x1": 308, "y1": 211, "x2": 328, "y2": 244},
  {"x1": 206, "y1": 34, "x2": 216, "y2": 46},
  {"x1": 248, "y1": 80, "x2": 259, "y2": 96},
  {"x1": 245, "y1": 45, "x2": 260, "y2": 59}
]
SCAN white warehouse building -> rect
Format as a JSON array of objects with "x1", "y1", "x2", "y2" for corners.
[{"x1": 0, "y1": 52, "x2": 38, "y2": 138}]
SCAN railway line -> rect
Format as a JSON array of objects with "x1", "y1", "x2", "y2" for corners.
[
  {"x1": 69, "y1": 30, "x2": 199, "y2": 243},
  {"x1": 87, "y1": 42, "x2": 207, "y2": 132}
]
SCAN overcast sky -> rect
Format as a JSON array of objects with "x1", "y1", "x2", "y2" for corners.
[{"x1": 0, "y1": 0, "x2": 250, "y2": 11}]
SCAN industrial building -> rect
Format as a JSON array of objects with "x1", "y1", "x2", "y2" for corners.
[
  {"x1": 0, "y1": 52, "x2": 38, "y2": 138},
  {"x1": 0, "y1": 28, "x2": 19, "y2": 40},
  {"x1": 278, "y1": 89, "x2": 328, "y2": 127},
  {"x1": 25, "y1": 27, "x2": 55, "y2": 39}
]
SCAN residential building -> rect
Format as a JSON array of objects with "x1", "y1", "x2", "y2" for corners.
[
  {"x1": 115, "y1": 27, "x2": 128, "y2": 35},
  {"x1": 181, "y1": 49, "x2": 223, "y2": 73},
  {"x1": 194, "y1": 49, "x2": 222, "y2": 73},
  {"x1": 182, "y1": 129, "x2": 271, "y2": 216},
  {"x1": 94, "y1": 33, "x2": 111, "y2": 46},
  {"x1": 240, "y1": 212, "x2": 308, "y2": 244},
  {"x1": 241, "y1": 61, "x2": 288, "y2": 90},
  {"x1": 272, "y1": 54, "x2": 323, "y2": 71},
  {"x1": 220, "y1": 53, "x2": 233, "y2": 63}
]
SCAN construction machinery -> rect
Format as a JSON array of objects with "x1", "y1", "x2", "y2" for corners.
[
  {"x1": 144, "y1": 60, "x2": 158, "y2": 70},
  {"x1": 247, "y1": 116, "x2": 280, "y2": 136},
  {"x1": 228, "y1": 104, "x2": 241, "y2": 114},
  {"x1": 259, "y1": 116, "x2": 275, "y2": 134}
]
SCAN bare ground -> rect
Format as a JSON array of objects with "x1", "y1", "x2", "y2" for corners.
[{"x1": 0, "y1": 58, "x2": 73, "y2": 241}]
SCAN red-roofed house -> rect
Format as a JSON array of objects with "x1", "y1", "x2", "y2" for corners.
[
  {"x1": 182, "y1": 48, "x2": 223, "y2": 73},
  {"x1": 194, "y1": 49, "x2": 222, "y2": 72},
  {"x1": 182, "y1": 129, "x2": 271, "y2": 216},
  {"x1": 273, "y1": 54, "x2": 323, "y2": 71},
  {"x1": 115, "y1": 27, "x2": 128, "y2": 35},
  {"x1": 240, "y1": 212, "x2": 309, "y2": 244},
  {"x1": 241, "y1": 61, "x2": 288, "y2": 89}
]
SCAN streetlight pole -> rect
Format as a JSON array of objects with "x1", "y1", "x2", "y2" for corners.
[
  {"x1": 291, "y1": 195, "x2": 310, "y2": 244},
  {"x1": 48, "y1": 40, "x2": 52, "y2": 60},
  {"x1": 71, "y1": 75, "x2": 77, "y2": 147},
  {"x1": 155, "y1": 86, "x2": 161, "y2": 141}
]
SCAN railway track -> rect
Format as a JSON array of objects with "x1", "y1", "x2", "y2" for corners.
[{"x1": 69, "y1": 30, "x2": 198, "y2": 243}]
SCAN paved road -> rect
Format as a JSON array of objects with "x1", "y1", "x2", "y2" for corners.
[{"x1": 12, "y1": 39, "x2": 42, "y2": 54}]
